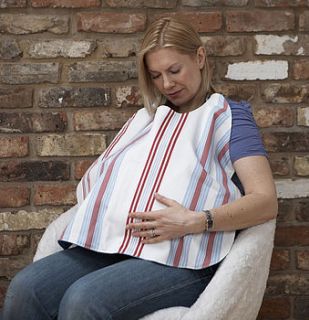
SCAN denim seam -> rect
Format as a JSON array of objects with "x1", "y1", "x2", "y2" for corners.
[{"x1": 112, "y1": 272, "x2": 212, "y2": 316}]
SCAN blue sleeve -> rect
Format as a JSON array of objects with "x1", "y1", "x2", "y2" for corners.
[{"x1": 228, "y1": 99, "x2": 267, "y2": 164}]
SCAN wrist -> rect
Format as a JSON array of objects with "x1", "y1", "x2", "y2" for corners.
[{"x1": 202, "y1": 209, "x2": 214, "y2": 231}]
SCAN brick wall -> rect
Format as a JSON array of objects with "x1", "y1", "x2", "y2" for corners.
[{"x1": 0, "y1": 0, "x2": 308, "y2": 318}]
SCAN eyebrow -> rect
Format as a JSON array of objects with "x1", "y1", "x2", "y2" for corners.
[{"x1": 148, "y1": 63, "x2": 181, "y2": 74}]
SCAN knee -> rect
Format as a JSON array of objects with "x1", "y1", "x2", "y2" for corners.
[{"x1": 58, "y1": 284, "x2": 111, "y2": 320}]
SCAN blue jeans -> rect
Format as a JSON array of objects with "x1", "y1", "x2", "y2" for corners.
[{"x1": 3, "y1": 247, "x2": 218, "y2": 320}]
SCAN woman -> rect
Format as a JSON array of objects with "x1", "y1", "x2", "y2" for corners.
[{"x1": 3, "y1": 17, "x2": 277, "y2": 320}]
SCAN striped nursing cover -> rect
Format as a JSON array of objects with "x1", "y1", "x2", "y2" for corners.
[{"x1": 59, "y1": 93, "x2": 242, "y2": 269}]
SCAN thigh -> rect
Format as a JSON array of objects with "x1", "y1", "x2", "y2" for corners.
[
  {"x1": 59, "y1": 258, "x2": 218, "y2": 320},
  {"x1": 4, "y1": 247, "x2": 128, "y2": 320}
]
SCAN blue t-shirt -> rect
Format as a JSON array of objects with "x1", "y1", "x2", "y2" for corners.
[{"x1": 228, "y1": 99, "x2": 267, "y2": 194}]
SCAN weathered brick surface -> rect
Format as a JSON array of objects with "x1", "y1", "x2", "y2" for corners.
[
  {"x1": 295, "y1": 199, "x2": 309, "y2": 222},
  {"x1": 77, "y1": 13, "x2": 146, "y2": 33},
  {"x1": 0, "y1": 112, "x2": 67, "y2": 133},
  {"x1": 27, "y1": 40, "x2": 97, "y2": 58},
  {"x1": 74, "y1": 159, "x2": 94, "y2": 179},
  {"x1": 0, "y1": 39, "x2": 22, "y2": 59},
  {"x1": 0, "y1": 161, "x2": 70, "y2": 182},
  {"x1": 275, "y1": 226, "x2": 309, "y2": 246},
  {"x1": 116, "y1": 86, "x2": 142, "y2": 108},
  {"x1": 263, "y1": 132, "x2": 309, "y2": 152},
  {"x1": 270, "y1": 248, "x2": 290, "y2": 271},
  {"x1": 0, "y1": 187, "x2": 30, "y2": 208},
  {"x1": 255, "y1": 35, "x2": 309, "y2": 55},
  {"x1": 296, "y1": 250, "x2": 309, "y2": 270},
  {"x1": 269, "y1": 155, "x2": 290, "y2": 176},
  {"x1": 74, "y1": 108, "x2": 138, "y2": 131},
  {"x1": 36, "y1": 134, "x2": 106, "y2": 156},
  {"x1": 31, "y1": 0, "x2": 101, "y2": 7},
  {"x1": 226, "y1": 10, "x2": 295, "y2": 32},
  {"x1": 0, "y1": 63, "x2": 60, "y2": 84},
  {"x1": 261, "y1": 84, "x2": 309, "y2": 103},
  {"x1": 66, "y1": 61, "x2": 137, "y2": 82},
  {"x1": 202, "y1": 36, "x2": 246, "y2": 56},
  {"x1": 0, "y1": 14, "x2": 69, "y2": 34},
  {"x1": 225, "y1": 60, "x2": 288, "y2": 80},
  {"x1": 299, "y1": 11, "x2": 309, "y2": 31},
  {"x1": 254, "y1": 106, "x2": 294, "y2": 127},
  {"x1": 0, "y1": 234, "x2": 30, "y2": 256},
  {"x1": 257, "y1": 296, "x2": 290, "y2": 319},
  {"x1": 277, "y1": 199, "x2": 294, "y2": 222},
  {"x1": 255, "y1": 0, "x2": 309, "y2": 6},
  {"x1": 0, "y1": 208, "x2": 64, "y2": 231},
  {"x1": 106, "y1": 0, "x2": 177, "y2": 8},
  {"x1": 34, "y1": 184, "x2": 76, "y2": 205},
  {"x1": 0, "y1": 281, "x2": 9, "y2": 308},
  {"x1": 298, "y1": 107, "x2": 309, "y2": 126},
  {"x1": 214, "y1": 84, "x2": 256, "y2": 101},
  {"x1": 0, "y1": 136, "x2": 28, "y2": 158},
  {"x1": 266, "y1": 274, "x2": 309, "y2": 295},
  {"x1": 37, "y1": 87, "x2": 111, "y2": 108},
  {"x1": 293, "y1": 59, "x2": 309, "y2": 80},
  {"x1": 294, "y1": 297, "x2": 309, "y2": 319},
  {"x1": 99, "y1": 36, "x2": 141, "y2": 58},
  {"x1": 294, "y1": 156, "x2": 309, "y2": 176},
  {"x1": 0, "y1": 0, "x2": 26, "y2": 8},
  {"x1": 152, "y1": 12, "x2": 223, "y2": 32},
  {"x1": 0, "y1": 88, "x2": 32, "y2": 109},
  {"x1": 183, "y1": 0, "x2": 249, "y2": 6}
]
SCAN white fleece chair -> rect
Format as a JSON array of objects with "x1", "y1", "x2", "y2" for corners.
[{"x1": 34, "y1": 205, "x2": 276, "y2": 320}]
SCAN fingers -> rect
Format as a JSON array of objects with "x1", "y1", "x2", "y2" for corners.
[{"x1": 154, "y1": 193, "x2": 179, "y2": 207}]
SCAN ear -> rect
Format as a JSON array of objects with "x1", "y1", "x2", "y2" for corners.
[{"x1": 196, "y1": 46, "x2": 206, "y2": 69}]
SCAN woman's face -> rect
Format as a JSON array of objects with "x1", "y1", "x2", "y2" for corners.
[{"x1": 145, "y1": 47, "x2": 205, "y2": 109}]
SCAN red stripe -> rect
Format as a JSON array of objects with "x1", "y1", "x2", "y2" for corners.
[
  {"x1": 84, "y1": 158, "x2": 117, "y2": 248},
  {"x1": 202, "y1": 233, "x2": 216, "y2": 267},
  {"x1": 118, "y1": 110, "x2": 174, "y2": 254},
  {"x1": 135, "y1": 113, "x2": 188, "y2": 257},
  {"x1": 218, "y1": 142, "x2": 230, "y2": 205},
  {"x1": 172, "y1": 100, "x2": 229, "y2": 267}
]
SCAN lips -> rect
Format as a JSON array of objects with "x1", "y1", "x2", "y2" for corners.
[{"x1": 167, "y1": 89, "x2": 182, "y2": 98}]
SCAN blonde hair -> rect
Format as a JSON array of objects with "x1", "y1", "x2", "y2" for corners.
[{"x1": 138, "y1": 17, "x2": 212, "y2": 113}]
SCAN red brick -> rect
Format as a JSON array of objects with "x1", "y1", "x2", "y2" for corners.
[
  {"x1": 269, "y1": 155, "x2": 290, "y2": 176},
  {"x1": 203, "y1": 36, "x2": 246, "y2": 56},
  {"x1": 77, "y1": 13, "x2": 146, "y2": 33},
  {"x1": 0, "y1": 112, "x2": 67, "y2": 133},
  {"x1": 0, "y1": 0, "x2": 26, "y2": 7},
  {"x1": 295, "y1": 297, "x2": 309, "y2": 319},
  {"x1": 152, "y1": 12, "x2": 223, "y2": 32},
  {"x1": 31, "y1": 0, "x2": 101, "y2": 7},
  {"x1": 0, "y1": 88, "x2": 32, "y2": 109},
  {"x1": 106, "y1": 0, "x2": 177, "y2": 8},
  {"x1": 214, "y1": 84, "x2": 256, "y2": 101},
  {"x1": 0, "y1": 136, "x2": 28, "y2": 158},
  {"x1": 0, "y1": 187, "x2": 30, "y2": 207},
  {"x1": 73, "y1": 108, "x2": 138, "y2": 131},
  {"x1": 262, "y1": 84, "x2": 309, "y2": 103},
  {"x1": 0, "y1": 233, "x2": 30, "y2": 256},
  {"x1": 34, "y1": 184, "x2": 76, "y2": 205},
  {"x1": 262, "y1": 132, "x2": 309, "y2": 152},
  {"x1": 277, "y1": 199, "x2": 294, "y2": 222},
  {"x1": 254, "y1": 107, "x2": 294, "y2": 128},
  {"x1": 300, "y1": 11, "x2": 309, "y2": 31},
  {"x1": 0, "y1": 160, "x2": 70, "y2": 182},
  {"x1": 270, "y1": 248, "x2": 290, "y2": 271},
  {"x1": 275, "y1": 226, "x2": 309, "y2": 246},
  {"x1": 296, "y1": 250, "x2": 309, "y2": 270},
  {"x1": 74, "y1": 160, "x2": 95, "y2": 179},
  {"x1": 257, "y1": 296, "x2": 290, "y2": 319},
  {"x1": 226, "y1": 10, "x2": 295, "y2": 32},
  {"x1": 255, "y1": 0, "x2": 309, "y2": 6},
  {"x1": 266, "y1": 274, "x2": 309, "y2": 295},
  {"x1": 0, "y1": 281, "x2": 9, "y2": 308},
  {"x1": 293, "y1": 59, "x2": 309, "y2": 80},
  {"x1": 295, "y1": 199, "x2": 309, "y2": 222}
]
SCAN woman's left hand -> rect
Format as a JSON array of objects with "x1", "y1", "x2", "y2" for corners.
[{"x1": 126, "y1": 193, "x2": 203, "y2": 244}]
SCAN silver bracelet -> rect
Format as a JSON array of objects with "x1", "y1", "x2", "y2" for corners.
[{"x1": 202, "y1": 209, "x2": 214, "y2": 231}]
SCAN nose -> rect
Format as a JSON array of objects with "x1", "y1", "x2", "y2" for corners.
[{"x1": 162, "y1": 75, "x2": 174, "y2": 90}]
